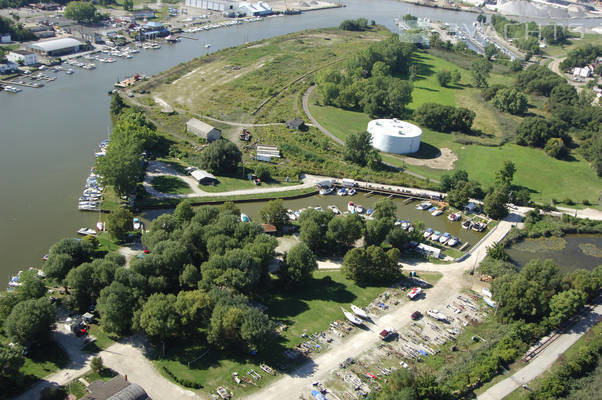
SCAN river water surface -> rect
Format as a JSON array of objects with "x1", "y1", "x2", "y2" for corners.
[{"x1": 1, "y1": 0, "x2": 600, "y2": 281}]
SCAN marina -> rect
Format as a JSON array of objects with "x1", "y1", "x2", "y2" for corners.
[{"x1": 1, "y1": 0, "x2": 599, "y2": 282}]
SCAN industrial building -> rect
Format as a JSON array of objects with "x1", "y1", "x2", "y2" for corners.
[
  {"x1": 184, "y1": 0, "x2": 238, "y2": 11},
  {"x1": 26, "y1": 37, "x2": 86, "y2": 57},
  {"x1": 7, "y1": 50, "x2": 38, "y2": 66},
  {"x1": 367, "y1": 119, "x2": 422, "y2": 155},
  {"x1": 186, "y1": 118, "x2": 222, "y2": 142},
  {"x1": 238, "y1": 1, "x2": 272, "y2": 15}
]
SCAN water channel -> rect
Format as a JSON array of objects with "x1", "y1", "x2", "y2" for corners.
[
  {"x1": 506, "y1": 234, "x2": 602, "y2": 273},
  {"x1": 1, "y1": 0, "x2": 600, "y2": 281}
]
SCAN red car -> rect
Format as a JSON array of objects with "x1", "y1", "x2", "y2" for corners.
[{"x1": 411, "y1": 311, "x2": 422, "y2": 320}]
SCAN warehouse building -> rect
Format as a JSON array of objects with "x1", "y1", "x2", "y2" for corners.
[
  {"x1": 191, "y1": 170, "x2": 219, "y2": 185},
  {"x1": 27, "y1": 37, "x2": 86, "y2": 57},
  {"x1": 184, "y1": 0, "x2": 238, "y2": 11},
  {"x1": 367, "y1": 119, "x2": 422, "y2": 155},
  {"x1": 186, "y1": 118, "x2": 222, "y2": 142}
]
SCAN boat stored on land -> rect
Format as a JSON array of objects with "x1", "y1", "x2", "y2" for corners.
[
  {"x1": 342, "y1": 308, "x2": 363, "y2": 325},
  {"x1": 350, "y1": 304, "x2": 368, "y2": 319},
  {"x1": 427, "y1": 309, "x2": 447, "y2": 321}
]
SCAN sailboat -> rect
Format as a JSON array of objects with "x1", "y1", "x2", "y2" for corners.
[
  {"x1": 341, "y1": 307, "x2": 363, "y2": 325},
  {"x1": 350, "y1": 304, "x2": 369, "y2": 319}
]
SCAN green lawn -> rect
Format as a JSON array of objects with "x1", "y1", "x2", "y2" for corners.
[
  {"x1": 153, "y1": 270, "x2": 392, "y2": 397},
  {"x1": 82, "y1": 324, "x2": 118, "y2": 353},
  {"x1": 200, "y1": 175, "x2": 298, "y2": 193},
  {"x1": 151, "y1": 175, "x2": 193, "y2": 195}
]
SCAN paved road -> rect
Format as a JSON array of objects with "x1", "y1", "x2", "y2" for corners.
[
  {"x1": 479, "y1": 303, "x2": 602, "y2": 400},
  {"x1": 15, "y1": 324, "x2": 201, "y2": 400},
  {"x1": 244, "y1": 219, "x2": 515, "y2": 400}
]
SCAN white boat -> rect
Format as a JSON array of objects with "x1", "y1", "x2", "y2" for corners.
[
  {"x1": 337, "y1": 188, "x2": 347, "y2": 196},
  {"x1": 448, "y1": 212, "x2": 462, "y2": 221},
  {"x1": 347, "y1": 201, "x2": 355, "y2": 213},
  {"x1": 342, "y1": 308, "x2": 363, "y2": 325},
  {"x1": 348, "y1": 189, "x2": 356, "y2": 196},
  {"x1": 205, "y1": 44, "x2": 211, "y2": 48},
  {"x1": 133, "y1": 217, "x2": 141, "y2": 230},
  {"x1": 472, "y1": 222, "x2": 487, "y2": 232},
  {"x1": 350, "y1": 304, "x2": 368, "y2": 319},
  {"x1": 407, "y1": 287, "x2": 422, "y2": 300},
  {"x1": 96, "y1": 221, "x2": 105, "y2": 231},
  {"x1": 327, "y1": 205, "x2": 341, "y2": 215},
  {"x1": 416, "y1": 201, "x2": 432, "y2": 210},
  {"x1": 427, "y1": 309, "x2": 448, "y2": 321},
  {"x1": 355, "y1": 204, "x2": 364, "y2": 214},
  {"x1": 431, "y1": 208, "x2": 443, "y2": 217},
  {"x1": 401, "y1": 220, "x2": 410, "y2": 230},
  {"x1": 423, "y1": 228, "x2": 433, "y2": 239},
  {"x1": 439, "y1": 232, "x2": 451, "y2": 244},
  {"x1": 447, "y1": 236, "x2": 458, "y2": 247},
  {"x1": 77, "y1": 227, "x2": 97, "y2": 236},
  {"x1": 430, "y1": 231, "x2": 441, "y2": 241},
  {"x1": 286, "y1": 209, "x2": 297, "y2": 221},
  {"x1": 462, "y1": 220, "x2": 473, "y2": 230},
  {"x1": 319, "y1": 187, "x2": 334, "y2": 195},
  {"x1": 240, "y1": 213, "x2": 250, "y2": 222},
  {"x1": 78, "y1": 204, "x2": 98, "y2": 210},
  {"x1": 483, "y1": 297, "x2": 497, "y2": 308}
]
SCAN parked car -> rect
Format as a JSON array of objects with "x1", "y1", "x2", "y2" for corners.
[{"x1": 411, "y1": 311, "x2": 422, "y2": 320}]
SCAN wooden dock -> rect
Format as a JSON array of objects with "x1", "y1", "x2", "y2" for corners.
[{"x1": 0, "y1": 80, "x2": 42, "y2": 88}]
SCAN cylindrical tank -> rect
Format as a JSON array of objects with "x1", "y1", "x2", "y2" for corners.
[{"x1": 367, "y1": 119, "x2": 422, "y2": 154}]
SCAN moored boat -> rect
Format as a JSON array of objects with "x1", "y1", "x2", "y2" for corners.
[
  {"x1": 348, "y1": 188, "x2": 356, "y2": 196},
  {"x1": 423, "y1": 228, "x2": 433, "y2": 239},
  {"x1": 319, "y1": 186, "x2": 334, "y2": 195},
  {"x1": 427, "y1": 309, "x2": 448, "y2": 321},
  {"x1": 416, "y1": 201, "x2": 432, "y2": 210},
  {"x1": 337, "y1": 188, "x2": 347, "y2": 196},
  {"x1": 133, "y1": 217, "x2": 141, "y2": 230},
  {"x1": 347, "y1": 201, "x2": 355, "y2": 213},
  {"x1": 448, "y1": 212, "x2": 462, "y2": 221},
  {"x1": 355, "y1": 204, "x2": 364, "y2": 214},
  {"x1": 431, "y1": 208, "x2": 443, "y2": 216},
  {"x1": 327, "y1": 205, "x2": 341, "y2": 215},
  {"x1": 472, "y1": 221, "x2": 486, "y2": 232},
  {"x1": 462, "y1": 220, "x2": 473, "y2": 230},
  {"x1": 447, "y1": 236, "x2": 458, "y2": 247},
  {"x1": 77, "y1": 227, "x2": 97, "y2": 236},
  {"x1": 430, "y1": 231, "x2": 441, "y2": 241},
  {"x1": 240, "y1": 213, "x2": 250, "y2": 222},
  {"x1": 439, "y1": 232, "x2": 451, "y2": 244}
]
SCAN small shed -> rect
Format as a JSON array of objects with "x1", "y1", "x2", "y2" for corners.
[
  {"x1": 186, "y1": 118, "x2": 222, "y2": 142},
  {"x1": 82, "y1": 312, "x2": 95, "y2": 323},
  {"x1": 256, "y1": 145, "x2": 280, "y2": 162},
  {"x1": 285, "y1": 118, "x2": 305, "y2": 130},
  {"x1": 464, "y1": 202, "x2": 478, "y2": 214},
  {"x1": 417, "y1": 243, "x2": 441, "y2": 259},
  {"x1": 261, "y1": 224, "x2": 277, "y2": 234},
  {"x1": 191, "y1": 169, "x2": 218, "y2": 185}
]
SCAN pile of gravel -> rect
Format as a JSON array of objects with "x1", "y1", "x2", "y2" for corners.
[{"x1": 497, "y1": 0, "x2": 588, "y2": 19}]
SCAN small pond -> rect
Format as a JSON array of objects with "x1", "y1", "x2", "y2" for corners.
[{"x1": 506, "y1": 234, "x2": 602, "y2": 273}]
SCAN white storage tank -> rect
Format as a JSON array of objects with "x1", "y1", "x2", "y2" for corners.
[{"x1": 367, "y1": 119, "x2": 422, "y2": 154}]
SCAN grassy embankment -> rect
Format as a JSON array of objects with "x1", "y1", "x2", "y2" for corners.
[
  {"x1": 152, "y1": 269, "x2": 394, "y2": 397},
  {"x1": 308, "y1": 48, "x2": 602, "y2": 205},
  {"x1": 150, "y1": 175, "x2": 193, "y2": 195},
  {"x1": 132, "y1": 26, "x2": 436, "y2": 209}
]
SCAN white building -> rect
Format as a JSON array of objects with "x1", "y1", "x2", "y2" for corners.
[
  {"x1": 256, "y1": 145, "x2": 280, "y2": 162},
  {"x1": 7, "y1": 50, "x2": 38, "y2": 66},
  {"x1": 367, "y1": 119, "x2": 422, "y2": 155},
  {"x1": 0, "y1": 34, "x2": 10, "y2": 43},
  {"x1": 27, "y1": 37, "x2": 85, "y2": 57},
  {"x1": 0, "y1": 61, "x2": 18, "y2": 73},
  {"x1": 238, "y1": 1, "x2": 272, "y2": 15},
  {"x1": 184, "y1": 0, "x2": 238, "y2": 11},
  {"x1": 186, "y1": 118, "x2": 222, "y2": 142}
]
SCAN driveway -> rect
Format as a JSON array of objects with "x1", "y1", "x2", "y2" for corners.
[{"x1": 478, "y1": 303, "x2": 602, "y2": 400}]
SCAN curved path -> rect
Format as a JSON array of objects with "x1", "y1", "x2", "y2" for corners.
[
  {"x1": 244, "y1": 218, "x2": 517, "y2": 400},
  {"x1": 479, "y1": 303, "x2": 602, "y2": 400}
]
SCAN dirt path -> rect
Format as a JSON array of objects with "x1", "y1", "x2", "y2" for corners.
[
  {"x1": 244, "y1": 219, "x2": 515, "y2": 400},
  {"x1": 479, "y1": 303, "x2": 602, "y2": 400}
]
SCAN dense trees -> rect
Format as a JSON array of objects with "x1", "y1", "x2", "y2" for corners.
[
  {"x1": 5, "y1": 298, "x2": 55, "y2": 344},
  {"x1": 198, "y1": 140, "x2": 242, "y2": 174},
  {"x1": 559, "y1": 44, "x2": 602, "y2": 70},
  {"x1": 342, "y1": 245, "x2": 400, "y2": 285},
  {"x1": 96, "y1": 281, "x2": 136, "y2": 335},
  {"x1": 64, "y1": 1, "x2": 99, "y2": 23},
  {"x1": 43, "y1": 238, "x2": 94, "y2": 282},
  {"x1": 491, "y1": 88, "x2": 528, "y2": 115},
  {"x1": 283, "y1": 243, "x2": 317, "y2": 284},
  {"x1": 544, "y1": 137, "x2": 568, "y2": 159},
  {"x1": 483, "y1": 188, "x2": 509, "y2": 219},
  {"x1": 344, "y1": 131, "x2": 381, "y2": 168},
  {"x1": 299, "y1": 208, "x2": 365, "y2": 255},
  {"x1": 134, "y1": 293, "x2": 179, "y2": 341},
  {"x1": 339, "y1": 18, "x2": 369, "y2": 31},
  {"x1": 515, "y1": 65, "x2": 565, "y2": 96},
  {"x1": 0, "y1": 16, "x2": 35, "y2": 41},
  {"x1": 439, "y1": 169, "x2": 483, "y2": 209},
  {"x1": 515, "y1": 117, "x2": 569, "y2": 148},
  {"x1": 316, "y1": 35, "x2": 415, "y2": 117},
  {"x1": 470, "y1": 58, "x2": 491, "y2": 88},
  {"x1": 107, "y1": 207, "x2": 134, "y2": 242},
  {"x1": 414, "y1": 103, "x2": 475, "y2": 133},
  {"x1": 0, "y1": 343, "x2": 25, "y2": 389},
  {"x1": 547, "y1": 289, "x2": 585, "y2": 327}
]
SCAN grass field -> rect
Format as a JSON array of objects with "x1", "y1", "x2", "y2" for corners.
[
  {"x1": 153, "y1": 269, "x2": 392, "y2": 396},
  {"x1": 151, "y1": 175, "x2": 193, "y2": 195},
  {"x1": 307, "y1": 48, "x2": 602, "y2": 204},
  {"x1": 200, "y1": 175, "x2": 299, "y2": 193}
]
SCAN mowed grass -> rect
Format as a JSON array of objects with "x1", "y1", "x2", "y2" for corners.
[
  {"x1": 151, "y1": 176, "x2": 193, "y2": 195},
  {"x1": 200, "y1": 175, "x2": 299, "y2": 193},
  {"x1": 153, "y1": 270, "x2": 391, "y2": 397}
]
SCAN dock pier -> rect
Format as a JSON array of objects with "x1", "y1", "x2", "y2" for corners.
[{"x1": 0, "y1": 80, "x2": 43, "y2": 88}]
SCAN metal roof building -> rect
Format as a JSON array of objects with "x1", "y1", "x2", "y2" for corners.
[
  {"x1": 186, "y1": 118, "x2": 222, "y2": 142},
  {"x1": 27, "y1": 37, "x2": 86, "y2": 56},
  {"x1": 191, "y1": 169, "x2": 219, "y2": 185}
]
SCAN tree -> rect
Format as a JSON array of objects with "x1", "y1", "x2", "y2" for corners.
[
  {"x1": 563, "y1": 269, "x2": 601, "y2": 302},
  {"x1": 90, "y1": 356, "x2": 103, "y2": 373},
  {"x1": 198, "y1": 140, "x2": 242, "y2": 174},
  {"x1": 15, "y1": 270, "x2": 46, "y2": 301},
  {"x1": 477, "y1": 14, "x2": 486, "y2": 24},
  {"x1": 516, "y1": 117, "x2": 569, "y2": 148},
  {"x1": 110, "y1": 93, "x2": 126, "y2": 116},
  {"x1": 64, "y1": 1, "x2": 98, "y2": 23},
  {"x1": 387, "y1": 226, "x2": 410, "y2": 251},
  {"x1": 373, "y1": 198, "x2": 397, "y2": 221},
  {"x1": 342, "y1": 246, "x2": 400, "y2": 285},
  {"x1": 5, "y1": 298, "x2": 55, "y2": 344},
  {"x1": 344, "y1": 131, "x2": 381, "y2": 167},
  {"x1": 548, "y1": 289, "x2": 585, "y2": 327},
  {"x1": 254, "y1": 164, "x2": 271, "y2": 182},
  {"x1": 446, "y1": 180, "x2": 472, "y2": 209},
  {"x1": 174, "y1": 199, "x2": 194, "y2": 222},
  {"x1": 135, "y1": 293, "x2": 179, "y2": 341},
  {"x1": 471, "y1": 58, "x2": 492, "y2": 88},
  {"x1": 95, "y1": 139, "x2": 142, "y2": 197},
  {"x1": 175, "y1": 289, "x2": 210, "y2": 327},
  {"x1": 510, "y1": 59, "x2": 523, "y2": 72},
  {"x1": 284, "y1": 243, "x2": 317, "y2": 284},
  {"x1": 492, "y1": 88, "x2": 529, "y2": 115},
  {"x1": 437, "y1": 70, "x2": 452, "y2": 87},
  {"x1": 96, "y1": 282, "x2": 135, "y2": 335},
  {"x1": 365, "y1": 218, "x2": 394, "y2": 246},
  {"x1": 107, "y1": 207, "x2": 133, "y2": 242},
  {"x1": 484, "y1": 44, "x2": 498, "y2": 60},
  {"x1": 544, "y1": 137, "x2": 568, "y2": 159},
  {"x1": 483, "y1": 188, "x2": 509, "y2": 219},
  {"x1": 495, "y1": 161, "x2": 516, "y2": 186},
  {"x1": 325, "y1": 214, "x2": 364, "y2": 252},
  {"x1": 487, "y1": 242, "x2": 509, "y2": 261},
  {"x1": 179, "y1": 264, "x2": 201, "y2": 289},
  {"x1": 122, "y1": 0, "x2": 133, "y2": 11},
  {"x1": 259, "y1": 199, "x2": 288, "y2": 229},
  {"x1": 451, "y1": 70, "x2": 461, "y2": 84},
  {"x1": 414, "y1": 103, "x2": 475, "y2": 133},
  {"x1": 0, "y1": 343, "x2": 25, "y2": 389}
]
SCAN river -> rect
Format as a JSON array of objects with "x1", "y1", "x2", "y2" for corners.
[{"x1": 0, "y1": 0, "x2": 600, "y2": 282}]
